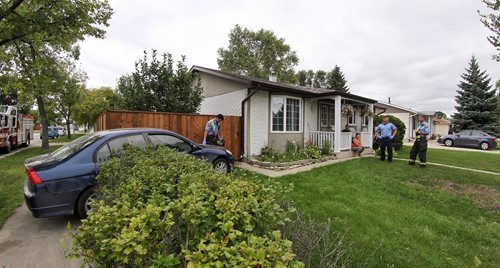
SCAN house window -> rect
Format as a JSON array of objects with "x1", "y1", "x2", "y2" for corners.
[
  {"x1": 328, "y1": 106, "x2": 335, "y2": 126},
  {"x1": 320, "y1": 105, "x2": 328, "y2": 127},
  {"x1": 347, "y1": 111, "x2": 356, "y2": 125},
  {"x1": 272, "y1": 96, "x2": 301, "y2": 132},
  {"x1": 362, "y1": 115, "x2": 369, "y2": 126}
]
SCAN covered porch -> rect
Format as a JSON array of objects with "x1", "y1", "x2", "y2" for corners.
[{"x1": 304, "y1": 95, "x2": 375, "y2": 153}]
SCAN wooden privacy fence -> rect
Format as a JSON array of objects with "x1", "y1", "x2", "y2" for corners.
[{"x1": 96, "y1": 110, "x2": 242, "y2": 159}]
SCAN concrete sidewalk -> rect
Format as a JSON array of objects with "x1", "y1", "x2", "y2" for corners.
[
  {"x1": 0, "y1": 204, "x2": 82, "y2": 268},
  {"x1": 392, "y1": 158, "x2": 500, "y2": 176}
]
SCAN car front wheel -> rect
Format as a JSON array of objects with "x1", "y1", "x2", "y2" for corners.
[
  {"x1": 213, "y1": 158, "x2": 230, "y2": 174},
  {"x1": 76, "y1": 187, "x2": 97, "y2": 219},
  {"x1": 444, "y1": 139, "x2": 453, "y2": 147},
  {"x1": 480, "y1": 142, "x2": 490, "y2": 150}
]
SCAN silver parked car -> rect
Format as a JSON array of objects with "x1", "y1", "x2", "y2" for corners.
[{"x1": 437, "y1": 130, "x2": 497, "y2": 150}]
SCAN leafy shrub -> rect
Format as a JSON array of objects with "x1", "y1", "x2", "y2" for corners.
[
  {"x1": 260, "y1": 143, "x2": 323, "y2": 163},
  {"x1": 66, "y1": 147, "x2": 303, "y2": 267},
  {"x1": 374, "y1": 115, "x2": 406, "y2": 150},
  {"x1": 302, "y1": 144, "x2": 322, "y2": 159},
  {"x1": 322, "y1": 140, "x2": 332, "y2": 155}
]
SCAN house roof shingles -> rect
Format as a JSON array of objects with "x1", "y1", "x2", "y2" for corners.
[{"x1": 191, "y1": 65, "x2": 377, "y2": 103}]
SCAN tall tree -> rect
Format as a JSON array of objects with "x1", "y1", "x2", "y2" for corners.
[
  {"x1": 326, "y1": 66, "x2": 350, "y2": 93},
  {"x1": 313, "y1": 70, "x2": 327, "y2": 88},
  {"x1": 74, "y1": 87, "x2": 117, "y2": 131},
  {"x1": 453, "y1": 56, "x2": 499, "y2": 135},
  {"x1": 53, "y1": 62, "x2": 86, "y2": 138},
  {"x1": 217, "y1": 25, "x2": 299, "y2": 83},
  {"x1": 434, "y1": 111, "x2": 448, "y2": 119},
  {"x1": 116, "y1": 50, "x2": 203, "y2": 113},
  {"x1": 478, "y1": 0, "x2": 500, "y2": 61},
  {"x1": 0, "y1": 0, "x2": 113, "y2": 150}
]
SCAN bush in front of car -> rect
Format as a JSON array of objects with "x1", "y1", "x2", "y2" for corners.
[
  {"x1": 66, "y1": 146, "x2": 303, "y2": 267},
  {"x1": 374, "y1": 115, "x2": 406, "y2": 151}
]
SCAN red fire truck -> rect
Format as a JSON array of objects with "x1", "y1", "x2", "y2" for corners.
[{"x1": 0, "y1": 105, "x2": 34, "y2": 153}]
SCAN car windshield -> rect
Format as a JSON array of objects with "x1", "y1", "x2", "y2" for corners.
[{"x1": 49, "y1": 133, "x2": 102, "y2": 161}]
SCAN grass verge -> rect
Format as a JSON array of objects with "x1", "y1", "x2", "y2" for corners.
[
  {"x1": 396, "y1": 145, "x2": 500, "y2": 173},
  {"x1": 49, "y1": 133, "x2": 86, "y2": 143},
  {"x1": 0, "y1": 146, "x2": 60, "y2": 227}
]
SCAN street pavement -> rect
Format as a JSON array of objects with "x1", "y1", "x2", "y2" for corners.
[{"x1": 404, "y1": 140, "x2": 500, "y2": 154}]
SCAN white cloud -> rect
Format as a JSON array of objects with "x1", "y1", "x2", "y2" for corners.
[{"x1": 78, "y1": 0, "x2": 500, "y2": 116}]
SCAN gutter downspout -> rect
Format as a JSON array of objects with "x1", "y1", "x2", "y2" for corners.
[
  {"x1": 376, "y1": 107, "x2": 387, "y2": 116},
  {"x1": 240, "y1": 87, "x2": 258, "y2": 160}
]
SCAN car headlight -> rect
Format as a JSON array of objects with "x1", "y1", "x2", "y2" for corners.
[{"x1": 225, "y1": 149, "x2": 233, "y2": 156}]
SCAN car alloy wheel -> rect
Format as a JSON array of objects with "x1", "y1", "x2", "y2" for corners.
[
  {"x1": 213, "y1": 159, "x2": 229, "y2": 174},
  {"x1": 76, "y1": 188, "x2": 97, "y2": 218},
  {"x1": 85, "y1": 192, "x2": 97, "y2": 213},
  {"x1": 444, "y1": 139, "x2": 453, "y2": 147},
  {"x1": 480, "y1": 142, "x2": 489, "y2": 150}
]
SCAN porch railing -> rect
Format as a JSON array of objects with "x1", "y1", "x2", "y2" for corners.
[
  {"x1": 307, "y1": 131, "x2": 335, "y2": 149},
  {"x1": 339, "y1": 132, "x2": 352, "y2": 150},
  {"x1": 308, "y1": 131, "x2": 372, "y2": 151},
  {"x1": 361, "y1": 132, "x2": 372, "y2": 148}
]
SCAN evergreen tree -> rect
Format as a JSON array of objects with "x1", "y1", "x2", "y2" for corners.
[
  {"x1": 326, "y1": 65, "x2": 350, "y2": 93},
  {"x1": 452, "y1": 56, "x2": 499, "y2": 136}
]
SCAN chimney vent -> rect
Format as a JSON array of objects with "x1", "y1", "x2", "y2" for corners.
[
  {"x1": 388, "y1": 97, "x2": 391, "y2": 104},
  {"x1": 269, "y1": 73, "x2": 277, "y2": 82}
]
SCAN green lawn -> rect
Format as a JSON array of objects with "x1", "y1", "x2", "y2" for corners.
[
  {"x1": 395, "y1": 145, "x2": 500, "y2": 173},
  {"x1": 0, "y1": 147, "x2": 60, "y2": 226},
  {"x1": 248, "y1": 157, "x2": 500, "y2": 267},
  {"x1": 49, "y1": 133, "x2": 86, "y2": 143}
]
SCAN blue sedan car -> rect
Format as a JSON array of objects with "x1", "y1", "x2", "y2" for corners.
[
  {"x1": 24, "y1": 128, "x2": 235, "y2": 218},
  {"x1": 437, "y1": 130, "x2": 497, "y2": 150}
]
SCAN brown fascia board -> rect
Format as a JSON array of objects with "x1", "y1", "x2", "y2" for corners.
[
  {"x1": 250, "y1": 81, "x2": 320, "y2": 97},
  {"x1": 315, "y1": 91, "x2": 378, "y2": 104},
  {"x1": 191, "y1": 66, "x2": 252, "y2": 85}
]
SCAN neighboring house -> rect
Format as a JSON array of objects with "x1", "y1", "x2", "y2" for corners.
[
  {"x1": 376, "y1": 102, "x2": 451, "y2": 140},
  {"x1": 192, "y1": 66, "x2": 377, "y2": 158},
  {"x1": 432, "y1": 117, "x2": 452, "y2": 137},
  {"x1": 376, "y1": 101, "x2": 418, "y2": 141}
]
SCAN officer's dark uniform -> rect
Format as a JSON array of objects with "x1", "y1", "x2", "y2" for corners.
[{"x1": 408, "y1": 121, "x2": 430, "y2": 167}]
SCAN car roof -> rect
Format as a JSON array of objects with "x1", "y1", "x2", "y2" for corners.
[{"x1": 93, "y1": 128, "x2": 186, "y2": 139}]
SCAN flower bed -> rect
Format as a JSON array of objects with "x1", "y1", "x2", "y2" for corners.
[{"x1": 249, "y1": 155, "x2": 337, "y2": 170}]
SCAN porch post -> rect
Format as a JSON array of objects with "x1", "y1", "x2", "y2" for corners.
[
  {"x1": 334, "y1": 95, "x2": 341, "y2": 153},
  {"x1": 368, "y1": 103, "x2": 374, "y2": 148}
]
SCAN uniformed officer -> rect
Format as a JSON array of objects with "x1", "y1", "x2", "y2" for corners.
[
  {"x1": 375, "y1": 115, "x2": 398, "y2": 162},
  {"x1": 408, "y1": 115, "x2": 430, "y2": 167},
  {"x1": 203, "y1": 114, "x2": 224, "y2": 145}
]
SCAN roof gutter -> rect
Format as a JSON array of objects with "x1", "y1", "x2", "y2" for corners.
[{"x1": 240, "y1": 87, "x2": 258, "y2": 159}]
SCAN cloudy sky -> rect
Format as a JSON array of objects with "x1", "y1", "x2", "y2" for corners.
[{"x1": 79, "y1": 0, "x2": 500, "y2": 116}]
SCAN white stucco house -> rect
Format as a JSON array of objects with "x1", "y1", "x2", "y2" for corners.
[{"x1": 191, "y1": 66, "x2": 378, "y2": 158}]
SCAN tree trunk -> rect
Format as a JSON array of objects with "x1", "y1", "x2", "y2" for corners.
[
  {"x1": 66, "y1": 112, "x2": 72, "y2": 139},
  {"x1": 36, "y1": 96, "x2": 50, "y2": 151}
]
